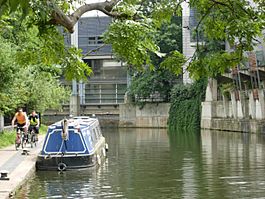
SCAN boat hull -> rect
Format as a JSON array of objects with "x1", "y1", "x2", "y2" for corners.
[{"x1": 36, "y1": 155, "x2": 97, "y2": 171}]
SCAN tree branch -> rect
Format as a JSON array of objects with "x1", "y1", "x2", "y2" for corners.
[
  {"x1": 82, "y1": 44, "x2": 107, "y2": 58},
  {"x1": 195, "y1": 2, "x2": 216, "y2": 49},
  {"x1": 50, "y1": 0, "x2": 122, "y2": 33}
]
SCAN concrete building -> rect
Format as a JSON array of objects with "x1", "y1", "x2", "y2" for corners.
[
  {"x1": 182, "y1": 1, "x2": 265, "y2": 132},
  {"x1": 45, "y1": 17, "x2": 127, "y2": 122},
  {"x1": 200, "y1": 29, "x2": 265, "y2": 131},
  {"x1": 77, "y1": 17, "x2": 127, "y2": 106},
  {"x1": 201, "y1": 43, "x2": 265, "y2": 133}
]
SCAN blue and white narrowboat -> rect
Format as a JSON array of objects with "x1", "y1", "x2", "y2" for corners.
[{"x1": 36, "y1": 116, "x2": 108, "y2": 171}]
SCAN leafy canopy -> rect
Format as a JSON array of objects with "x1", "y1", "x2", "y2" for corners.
[
  {"x1": 127, "y1": 16, "x2": 183, "y2": 106},
  {"x1": 187, "y1": 0, "x2": 265, "y2": 78},
  {"x1": 0, "y1": 0, "x2": 264, "y2": 82},
  {"x1": 0, "y1": 14, "x2": 73, "y2": 114}
]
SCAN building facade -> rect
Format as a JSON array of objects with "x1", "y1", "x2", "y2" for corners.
[
  {"x1": 46, "y1": 16, "x2": 128, "y2": 119},
  {"x1": 182, "y1": 1, "x2": 265, "y2": 132},
  {"x1": 76, "y1": 17, "x2": 127, "y2": 106}
]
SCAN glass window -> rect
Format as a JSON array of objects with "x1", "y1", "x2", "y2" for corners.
[
  {"x1": 96, "y1": 127, "x2": 102, "y2": 137},
  {"x1": 91, "y1": 130, "x2": 96, "y2": 142},
  {"x1": 93, "y1": 129, "x2": 98, "y2": 140}
]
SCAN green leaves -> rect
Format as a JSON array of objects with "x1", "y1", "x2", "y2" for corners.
[
  {"x1": 113, "y1": 2, "x2": 138, "y2": 19},
  {"x1": 103, "y1": 19, "x2": 158, "y2": 70},
  {"x1": 9, "y1": 0, "x2": 19, "y2": 13},
  {"x1": 0, "y1": 0, "x2": 30, "y2": 18},
  {"x1": 126, "y1": 13, "x2": 183, "y2": 108},
  {"x1": 24, "y1": 66, "x2": 70, "y2": 113},
  {"x1": 160, "y1": 51, "x2": 186, "y2": 76},
  {"x1": 189, "y1": 51, "x2": 240, "y2": 80},
  {"x1": 149, "y1": 0, "x2": 181, "y2": 27},
  {"x1": 191, "y1": 0, "x2": 264, "y2": 53},
  {"x1": 128, "y1": 68, "x2": 177, "y2": 106},
  {"x1": 63, "y1": 47, "x2": 92, "y2": 81},
  {"x1": 0, "y1": 12, "x2": 87, "y2": 114},
  {"x1": 0, "y1": 0, "x2": 264, "y2": 110}
]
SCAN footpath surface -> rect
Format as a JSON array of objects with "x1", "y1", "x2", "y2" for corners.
[{"x1": 0, "y1": 136, "x2": 44, "y2": 199}]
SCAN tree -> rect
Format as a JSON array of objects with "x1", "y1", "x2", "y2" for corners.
[
  {"x1": 128, "y1": 15, "x2": 184, "y2": 105},
  {"x1": 0, "y1": 0, "x2": 264, "y2": 78},
  {"x1": 187, "y1": 0, "x2": 265, "y2": 79},
  {"x1": 0, "y1": 15, "x2": 71, "y2": 115},
  {"x1": 62, "y1": 0, "x2": 265, "y2": 77}
]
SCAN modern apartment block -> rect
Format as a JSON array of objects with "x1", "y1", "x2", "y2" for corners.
[
  {"x1": 64, "y1": 17, "x2": 127, "y2": 115},
  {"x1": 78, "y1": 17, "x2": 127, "y2": 105},
  {"x1": 47, "y1": 16, "x2": 128, "y2": 118}
]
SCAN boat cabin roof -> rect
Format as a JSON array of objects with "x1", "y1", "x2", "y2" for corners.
[{"x1": 48, "y1": 116, "x2": 99, "y2": 130}]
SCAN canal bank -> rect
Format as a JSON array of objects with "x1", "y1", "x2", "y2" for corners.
[{"x1": 0, "y1": 136, "x2": 44, "y2": 199}]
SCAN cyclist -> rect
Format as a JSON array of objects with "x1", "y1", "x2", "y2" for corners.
[
  {"x1": 28, "y1": 110, "x2": 40, "y2": 141},
  {"x1": 11, "y1": 108, "x2": 29, "y2": 142}
]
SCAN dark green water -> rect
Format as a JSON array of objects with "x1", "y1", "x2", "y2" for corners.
[{"x1": 16, "y1": 128, "x2": 265, "y2": 198}]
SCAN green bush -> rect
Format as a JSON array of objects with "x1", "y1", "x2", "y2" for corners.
[
  {"x1": 39, "y1": 125, "x2": 48, "y2": 135},
  {"x1": 168, "y1": 78, "x2": 207, "y2": 132},
  {"x1": 0, "y1": 131, "x2": 16, "y2": 149},
  {"x1": 0, "y1": 125, "x2": 48, "y2": 149},
  {"x1": 128, "y1": 69, "x2": 181, "y2": 108}
]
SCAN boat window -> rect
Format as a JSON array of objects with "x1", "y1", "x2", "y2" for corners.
[
  {"x1": 95, "y1": 129, "x2": 99, "y2": 139},
  {"x1": 92, "y1": 129, "x2": 98, "y2": 141},
  {"x1": 94, "y1": 128, "x2": 99, "y2": 138},
  {"x1": 96, "y1": 127, "x2": 102, "y2": 137},
  {"x1": 91, "y1": 131, "x2": 95, "y2": 142}
]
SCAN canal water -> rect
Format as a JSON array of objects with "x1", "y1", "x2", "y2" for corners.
[{"x1": 16, "y1": 128, "x2": 265, "y2": 198}]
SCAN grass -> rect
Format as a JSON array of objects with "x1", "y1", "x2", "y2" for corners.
[
  {"x1": 0, "y1": 131, "x2": 16, "y2": 149},
  {"x1": 39, "y1": 125, "x2": 48, "y2": 135},
  {"x1": 0, "y1": 124, "x2": 48, "y2": 149}
]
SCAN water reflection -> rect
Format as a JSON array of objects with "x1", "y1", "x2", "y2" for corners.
[
  {"x1": 200, "y1": 130, "x2": 265, "y2": 198},
  {"x1": 15, "y1": 128, "x2": 265, "y2": 199}
]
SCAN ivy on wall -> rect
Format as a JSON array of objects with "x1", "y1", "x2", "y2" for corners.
[{"x1": 168, "y1": 78, "x2": 207, "y2": 132}]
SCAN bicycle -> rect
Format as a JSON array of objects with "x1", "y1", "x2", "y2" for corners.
[
  {"x1": 28, "y1": 127, "x2": 37, "y2": 148},
  {"x1": 15, "y1": 126, "x2": 27, "y2": 150}
]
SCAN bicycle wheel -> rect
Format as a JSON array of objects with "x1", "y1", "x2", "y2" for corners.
[
  {"x1": 28, "y1": 131, "x2": 32, "y2": 148},
  {"x1": 21, "y1": 133, "x2": 25, "y2": 149},
  {"x1": 15, "y1": 141, "x2": 20, "y2": 150},
  {"x1": 32, "y1": 133, "x2": 37, "y2": 147},
  {"x1": 30, "y1": 136, "x2": 33, "y2": 148},
  {"x1": 29, "y1": 130, "x2": 34, "y2": 148},
  {"x1": 15, "y1": 130, "x2": 21, "y2": 150}
]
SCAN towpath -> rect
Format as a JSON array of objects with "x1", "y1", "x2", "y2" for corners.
[{"x1": 0, "y1": 136, "x2": 44, "y2": 199}]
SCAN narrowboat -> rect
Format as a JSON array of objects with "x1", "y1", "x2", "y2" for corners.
[{"x1": 36, "y1": 116, "x2": 108, "y2": 171}]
